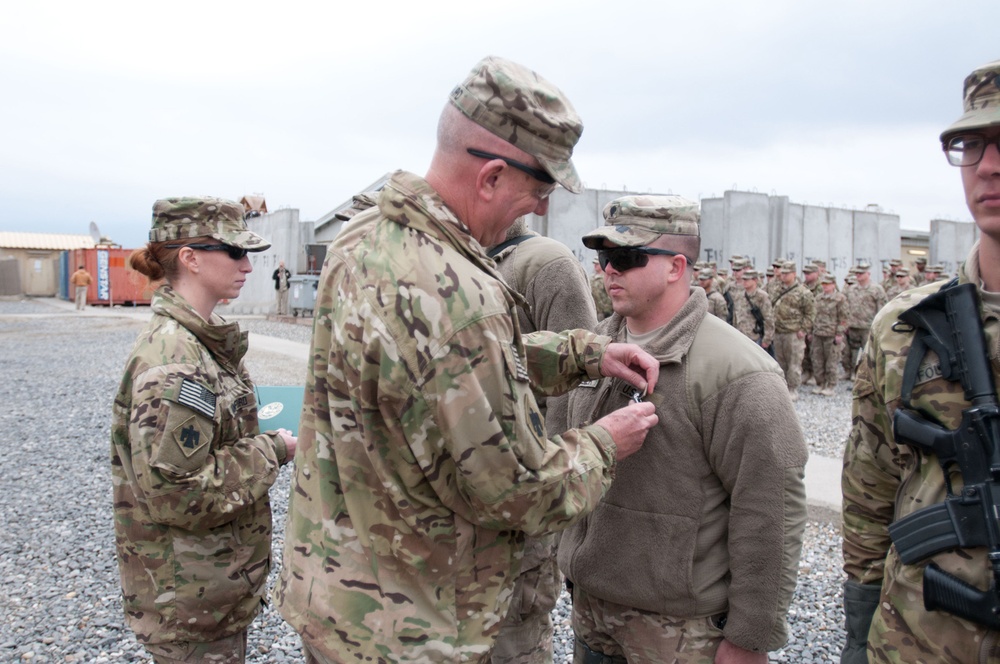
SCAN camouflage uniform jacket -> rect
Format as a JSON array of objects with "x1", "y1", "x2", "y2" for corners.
[
  {"x1": 842, "y1": 243, "x2": 1000, "y2": 662},
  {"x1": 590, "y1": 272, "x2": 614, "y2": 320},
  {"x1": 559, "y1": 288, "x2": 808, "y2": 653},
  {"x1": 732, "y1": 287, "x2": 774, "y2": 346},
  {"x1": 111, "y1": 285, "x2": 286, "y2": 645},
  {"x1": 845, "y1": 282, "x2": 887, "y2": 329},
  {"x1": 274, "y1": 171, "x2": 619, "y2": 663},
  {"x1": 811, "y1": 291, "x2": 847, "y2": 338},
  {"x1": 771, "y1": 280, "x2": 815, "y2": 334},
  {"x1": 706, "y1": 288, "x2": 729, "y2": 322}
]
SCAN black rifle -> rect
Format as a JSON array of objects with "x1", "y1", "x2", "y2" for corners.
[
  {"x1": 745, "y1": 291, "x2": 774, "y2": 357},
  {"x1": 887, "y1": 282, "x2": 1000, "y2": 629}
]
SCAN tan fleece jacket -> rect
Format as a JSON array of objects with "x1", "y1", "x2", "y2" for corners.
[{"x1": 558, "y1": 287, "x2": 808, "y2": 653}]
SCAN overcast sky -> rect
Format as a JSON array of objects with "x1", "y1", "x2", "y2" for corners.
[{"x1": 1, "y1": 1, "x2": 997, "y2": 249}]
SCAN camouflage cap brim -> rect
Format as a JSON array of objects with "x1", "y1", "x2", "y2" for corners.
[
  {"x1": 149, "y1": 196, "x2": 271, "y2": 251},
  {"x1": 583, "y1": 195, "x2": 699, "y2": 249},
  {"x1": 450, "y1": 56, "x2": 583, "y2": 194},
  {"x1": 941, "y1": 59, "x2": 1000, "y2": 140}
]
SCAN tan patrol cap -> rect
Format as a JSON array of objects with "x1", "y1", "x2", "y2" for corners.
[
  {"x1": 741, "y1": 270, "x2": 760, "y2": 280},
  {"x1": 781, "y1": 261, "x2": 797, "y2": 272},
  {"x1": 450, "y1": 56, "x2": 583, "y2": 193},
  {"x1": 821, "y1": 275, "x2": 836, "y2": 285},
  {"x1": 149, "y1": 197, "x2": 270, "y2": 251},
  {"x1": 582, "y1": 195, "x2": 700, "y2": 249},
  {"x1": 802, "y1": 264, "x2": 818, "y2": 273},
  {"x1": 697, "y1": 268, "x2": 715, "y2": 281}
]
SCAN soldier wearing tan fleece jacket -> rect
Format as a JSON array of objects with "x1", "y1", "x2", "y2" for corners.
[{"x1": 559, "y1": 195, "x2": 808, "y2": 663}]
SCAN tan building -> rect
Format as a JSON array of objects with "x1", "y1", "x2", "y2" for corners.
[{"x1": 0, "y1": 232, "x2": 95, "y2": 296}]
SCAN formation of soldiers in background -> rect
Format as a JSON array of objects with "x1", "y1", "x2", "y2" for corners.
[{"x1": 590, "y1": 253, "x2": 950, "y2": 399}]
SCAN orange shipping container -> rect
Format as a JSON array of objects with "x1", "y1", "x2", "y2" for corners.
[{"x1": 66, "y1": 247, "x2": 152, "y2": 306}]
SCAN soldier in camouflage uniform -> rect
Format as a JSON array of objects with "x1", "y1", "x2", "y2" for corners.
[
  {"x1": 112, "y1": 197, "x2": 296, "y2": 664},
  {"x1": 487, "y1": 217, "x2": 599, "y2": 664},
  {"x1": 884, "y1": 266, "x2": 911, "y2": 300},
  {"x1": 843, "y1": 263, "x2": 886, "y2": 379},
  {"x1": 560, "y1": 195, "x2": 807, "y2": 664},
  {"x1": 771, "y1": 261, "x2": 815, "y2": 401},
  {"x1": 800, "y1": 264, "x2": 821, "y2": 385},
  {"x1": 697, "y1": 267, "x2": 729, "y2": 321},
  {"x1": 910, "y1": 256, "x2": 928, "y2": 286},
  {"x1": 732, "y1": 269, "x2": 774, "y2": 350},
  {"x1": 924, "y1": 263, "x2": 945, "y2": 283},
  {"x1": 842, "y1": 57, "x2": 1000, "y2": 664},
  {"x1": 590, "y1": 257, "x2": 615, "y2": 320},
  {"x1": 808, "y1": 275, "x2": 846, "y2": 396},
  {"x1": 273, "y1": 56, "x2": 660, "y2": 664}
]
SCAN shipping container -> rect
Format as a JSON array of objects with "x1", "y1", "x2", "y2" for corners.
[{"x1": 64, "y1": 247, "x2": 152, "y2": 306}]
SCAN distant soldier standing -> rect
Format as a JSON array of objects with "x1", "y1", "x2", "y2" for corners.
[
  {"x1": 910, "y1": 256, "x2": 928, "y2": 286},
  {"x1": 884, "y1": 266, "x2": 911, "y2": 300},
  {"x1": 733, "y1": 269, "x2": 774, "y2": 351},
  {"x1": 771, "y1": 261, "x2": 815, "y2": 401},
  {"x1": 272, "y1": 260, "x2": 291, "y2": 316},
  {"x1": 843, "y1": 263, "x2": 886, "y2": 379},
  {"x1": 697, "y1": 267, "x2": 729, "y2": 321},
  {"x1": 808, "y1": 275, "x2": 846, "y2": 396}
]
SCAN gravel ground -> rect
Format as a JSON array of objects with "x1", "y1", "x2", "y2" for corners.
[{"x1": 0, "y1": 299, "x2": 847, "y2": 663}]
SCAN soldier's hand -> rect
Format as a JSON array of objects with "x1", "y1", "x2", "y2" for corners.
[
  {"x1": 277, "y1": 430, "x2": 298, "y2": 461},
  {"x1": 600, "y1": 343, "x2": 659, "y2": 395},
  {"x1": 594, "y1": 401, "x2": 657, "y2": 461}
]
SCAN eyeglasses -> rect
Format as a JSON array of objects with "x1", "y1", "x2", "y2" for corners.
[
  {"x1": 466, "y1": 148, "x2": 556, "y2": 186},
  {"x1": 166, "y1": 243, "x2": 249, "y2": 260},
  {"x1": 597, "y1": 246, "x2": 692, "y2": 272},
  {"x1": 943, "y1": 133, "x2": 1000, "y2": 167}
]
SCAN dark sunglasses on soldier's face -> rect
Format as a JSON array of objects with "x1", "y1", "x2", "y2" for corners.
[
  {"x1": 597, "y1": 246, "x2": 693, "y2": 272},
  {"x1": 166, "y1": 243, "x2": 249, "y2": 260}
]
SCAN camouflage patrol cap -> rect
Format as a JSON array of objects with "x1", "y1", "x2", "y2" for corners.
[
  {"x1": 582, "y1": 195, "x2": 700, "y2": 249},
  {"x1": 732, "y1": 258, "x2": 749, "y2": 270},
  {"x1": 895, "y1": 267, "x2": 910, "y2": 276},
  {"x1": 450, "y1": 56, "x2": 583, "y2": 193},
  {"x1": 741, "y1": 270, "x2": 760, "y2": 280},
  {"x1": 846, "y1": 274, "x2": 857, "y2": 284},
  {"x1": 941, "y1": 59, "x2": 1000, "y2": 140},
  {"x1": 766, "y1": 267, "x2": 774, "y2": 276},
  {"x1": 729, "y1": 255, "x2": 743, "y2": 263},
  {"x1": 781, "y1": 261, "x2": 797, "y2": 272},
  {"x1": 812, "y1": 259, "x2": 827, "y2": 268},
  {"x1": 802, "y1": 264, "x2": 818, "y2": 273},
  {"x1": 696, "y1": 268, "x2": 715, "y2": 281},
  {"x1": 889, "y1": 258, "x2": 902, "y2": 266},
  {"x1": 821, "y1": 274, "x2": 836, "y2": 285},
  {"x1": 334, "y1": 191, "x2": 379, "y2": 221},
  {"x1": 915, "y1": 256, "x2": 927, "y2": 265},
  {"x1": 149, "y1": 196, "x2": 271, "y2": 251},
  {"x1": 855, "y1": 262, "x2": 871, "y2": 272},
  {"x1": 927, "y1": 263, "x2": 945, "y2": 272}
]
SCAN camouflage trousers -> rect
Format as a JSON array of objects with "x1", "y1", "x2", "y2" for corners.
[
  {"x1": 809, "y1": 335, "x2": 842, "y2": 389},
  {"x1": 144, "y1": 630, "x2": 247, "y2": 663},
  {"x1": 492, "y1": 535, "x2": 561, "y2": 664},
  {"x1": 844, "y1": 328, "x2": 867, "y2": 376},
  {"x1": 773, "y1": 332, "x2": 806, "y2": 390},
  {"x1": 571, "y1": 586, "x2": 724, "y2": 664}
]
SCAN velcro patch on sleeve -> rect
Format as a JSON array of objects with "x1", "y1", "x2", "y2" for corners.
[{"x1": 176, "y1": 379, "x2": 217, "y2": 419}]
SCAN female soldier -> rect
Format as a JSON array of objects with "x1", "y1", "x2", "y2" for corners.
[{"x1": 111, "y1": 196, "x2": 296, "y2": 663}]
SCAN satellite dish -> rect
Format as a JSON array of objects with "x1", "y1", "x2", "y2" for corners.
[{"x1": 89, "y1": 221, "x2": 102, "y2": 244}]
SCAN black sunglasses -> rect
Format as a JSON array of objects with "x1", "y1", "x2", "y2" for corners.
[
  {"x1": 597, "y1": 246, "x2": 692, "y2": 272},
  {"x1": 466, "y1": 148, "x2": 556, "y2": 185},
  {"x1": 166, "y1": 243, "x2": 249, "y2": 260}
]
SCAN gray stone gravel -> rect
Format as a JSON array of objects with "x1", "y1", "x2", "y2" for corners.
[{"x1": 0, "y1": 300, "x2": 847, "y2": 663}]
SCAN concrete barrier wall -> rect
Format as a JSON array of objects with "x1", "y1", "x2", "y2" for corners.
[
  {"x1": 533, "y1": 187, "x2": 630, "y2": 264},
  {"x1": 930, "y1": 219, "x2": 978, "y2": 277}
]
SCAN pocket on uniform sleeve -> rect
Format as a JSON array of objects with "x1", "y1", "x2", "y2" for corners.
[{"x1": 499, "y1": 340, "x2": 548, "y2": 472}]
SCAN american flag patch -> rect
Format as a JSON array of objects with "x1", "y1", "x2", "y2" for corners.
[
  {"x1": 510, "y1": 341, "x2": 529, "y2": 382},
  {"x1": 177, "y1": 379, "x2": 217, "y2": 419}
]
